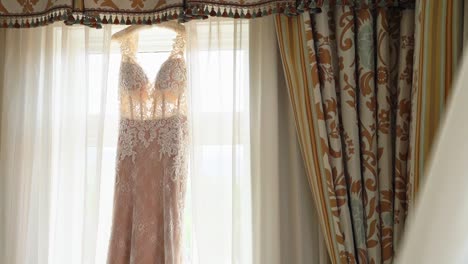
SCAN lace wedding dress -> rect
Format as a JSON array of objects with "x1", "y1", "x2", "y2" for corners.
[{"x1": 108, "y1": 23, "x2": 188, "y2": 264}]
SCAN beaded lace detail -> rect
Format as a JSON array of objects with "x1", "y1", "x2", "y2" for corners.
[
  {"x1": 116, "y1": 24, "x2": 188, "y2": 171},
  {"x1": 108, "y1": 22, "x2": 188, "y2": 264},
  {"x1": 117, "y1": 116, "x2": 188, "y2": 181},
  {"x1": 118, "y1": 23, "x2": 187, "y2": 121}
]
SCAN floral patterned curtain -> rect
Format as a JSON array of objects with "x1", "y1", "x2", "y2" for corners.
[
  {"x1": 0, "y1": 0, "x2": 413, "y2": 28},
  {"x1": 275, "y1": 2, "x2": 415, "y2": 263}
]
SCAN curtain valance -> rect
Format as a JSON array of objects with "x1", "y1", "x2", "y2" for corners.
[{"x1": 0, "y1": 0, "x2": 414, "y2": 28}]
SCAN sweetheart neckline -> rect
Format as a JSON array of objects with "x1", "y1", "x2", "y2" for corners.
[
  {"x1": 123, "y1": 55, "x2": 166, "y2": 86},
  {"x1": 122, "y1": 53, "x2": 185, "y2": 87}
]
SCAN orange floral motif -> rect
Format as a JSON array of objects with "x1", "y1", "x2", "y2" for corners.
[
  {"x1": 0, "y1": 2, "x2": 7, "y2": 13},
  {"x1": 377, "y1": 66, "x2": 389, "y2": 84},
  {"x1": 366, "y1": 95, "x2": 377, "y2": 114},
  {"x1": 131, "y1": 0, "x2": 145, "y2": 9},
  {"x1": 339, "y1": 56, "x2": 344, "y2": 70},
  {"x1": 17, "y1": 0, "x2": 39, "y2": 13},
  {"x1": 154, "y1": 0, "x2": 167, "y2": 9},
  {"x1": 379, "y1": 110, "x2": 390, "y2": 122},
  {"x1": 99, "y1": 0, "x2": 119, "y2": 10},
  {"x1": 378, "y1": 109, "x2": 391, "y2": 133},
  {"x1": 340, "y1": 250, "x2": 357, "y2": 264}
]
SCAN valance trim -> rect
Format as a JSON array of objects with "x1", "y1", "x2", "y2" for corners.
[{"x1": 0, "y1": 0, "x2": 414, "y2": 29}]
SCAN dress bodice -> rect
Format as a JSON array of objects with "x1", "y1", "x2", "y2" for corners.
[{"x1": 117, "y1": 23, "x2": 187, "y2": 120}]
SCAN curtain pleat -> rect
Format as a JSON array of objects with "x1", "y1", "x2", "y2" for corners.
[
  {"x1": 408, "y1": 0, "x2": 463, "y2": 206},
  {"x1": 392, "y1": 10, "x2": 414, "y2": 252},
  {"x1": 310, "y1": 7, "x2": 357, "y2": 262},
  {"x1": 276, "y1": 4, "x2": 415, "y2": 263},
  {"x1": 396, "y1": 53, "x2": 468, "y2": 264},
  {"x1": 375, "y1": 8, "x2": 395, "y2": 264},
  {"x1": 334, "y1": 6, "x2": 368, "y2": 264},
  {"x1": 0, "y1": 28, "x2": 4, "y2": 146},
  {"x1": 0, "y1": 25, "x2": 115, "y2": 264},
  {"x1": 250, "y1": 17, "x2": 330, "y2": 264},
  {"x1": 185, "y1": 18, "x2": 254, "y2": 264},
  {"x1": 355, "y1": 8, "x2": 382, "y2": 263},
  {"x1": 275, "y1": 13, "x2": 342, "y2": 264}
]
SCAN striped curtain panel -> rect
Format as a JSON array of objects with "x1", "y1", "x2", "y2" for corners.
[
  {"x1": 275, "y1": 4, "x2": 415, "y2": 263},
  {"x1": 408, "y1": 0, "x2": 463, "y2": 205}
]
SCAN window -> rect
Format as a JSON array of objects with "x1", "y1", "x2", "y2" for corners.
[{"x1": 78, "y1": 20, "x2": 251, "y2": 263}]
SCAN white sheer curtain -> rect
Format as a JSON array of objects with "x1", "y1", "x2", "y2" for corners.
[
  {"x1": 186, "y1": 18, "x2": 253, "y2": 264},
  {"x1": 0, "y1": 19, "x2": 327, "y2": 264},
  {"x1": 186, "y1": 17, "x2": 329, "y2": 264},
  {"x1": 0, "y1": 25, "x2": 116, "y2": 264}
]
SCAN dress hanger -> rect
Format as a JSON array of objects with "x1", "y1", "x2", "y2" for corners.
[
  {"x1": 111, "y1": 25, "x2": 149, "y2": 42},
  {"x1": 111, "y1": 21, "x2": 185, "y2": 42}
]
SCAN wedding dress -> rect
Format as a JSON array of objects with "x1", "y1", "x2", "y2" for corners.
[{"x1": 107, "y1": 23, "x2": 188, "y2": 264}]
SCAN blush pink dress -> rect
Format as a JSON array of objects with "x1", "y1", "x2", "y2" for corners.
[{"x1": 107, "y1": 23, "x2": 188, "y2": 264}]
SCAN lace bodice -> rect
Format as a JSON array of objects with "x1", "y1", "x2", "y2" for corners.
[{"x1": 118, "y1": 23, "x2": 187, "y2": 120}]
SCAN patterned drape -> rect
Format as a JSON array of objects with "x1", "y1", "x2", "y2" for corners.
[
  {"x1": 408, "y1": 0, "x2": 463, "y2": 204},
  {"x1": 275, "y1": 3, "x2": 415, "y2": 263},
  {"x1": 0, "y1": 0, "x2": 413, "y2": 28}
]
